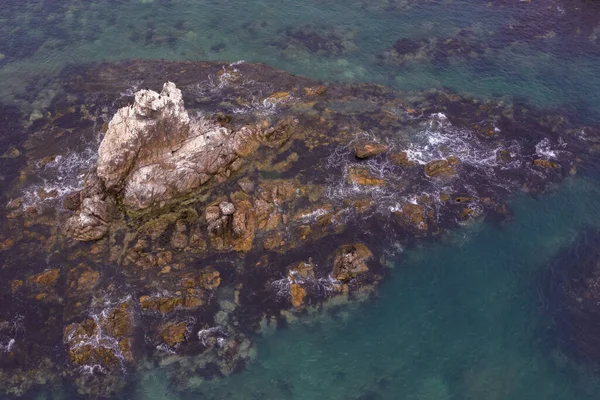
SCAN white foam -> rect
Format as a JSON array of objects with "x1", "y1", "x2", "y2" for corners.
[
  {"x1": 0, "y1": 338, "x2": 15, "y2": 353},
  {"x1": 197, "y1": 326, "x2": 226, "y2": 347},
  {"x1": 535, "y1": 138, "x2": 558, "y2": 159},
  {"x1": 156, "y1": 344, "x2": 176, "y2": 355},
  {"x1": 298, "y1": 208, "x2": 329, "y2": 221},
  {"x1": 65, "y1": 298, "x2": 133, "y2": 374},
  {"x1": 22, "y1": 144, "x2": 98, "y2": 209}
]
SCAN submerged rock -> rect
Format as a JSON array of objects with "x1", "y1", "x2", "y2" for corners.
[
  {"x1": 353, "y1": 141, "x2": 388, "y2": 159},
  {"x1": 542, "y1": 229, "x2": 600, "y2": 363},
  {"x1": 424, "y1": 156, "x2": 460, "y2": 178}
]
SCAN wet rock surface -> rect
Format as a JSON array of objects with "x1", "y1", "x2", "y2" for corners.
[{"x1": 0, "y1": 59, "x2": 595, "y2": 397}]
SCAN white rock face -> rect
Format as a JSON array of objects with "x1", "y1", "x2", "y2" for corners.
[
  {"x1": 97, "y1": 82, "x2": 189, "y2": 191},
  {"x1": 65, "y1": 81, "x2": 261, "y2": 240},
  {"x1": 95, "y1": 82, "x2": 256, "y2": 209}
]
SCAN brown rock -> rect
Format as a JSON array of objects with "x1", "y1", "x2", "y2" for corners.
[
  {"x1": 255, "y1": 199, "x2": 275, "y2": 223},
  {"x1": 290, "y1": 284, "x2": 306, "y2": 308},
  {"x1": 394, "y1": 203, "x2": 427, "y2": 231},
  {"x1": 104, "y1": 302, "x2": 134, "y2": 338},
  {"x1": 267, "y1": 91, "x2": 292, "y2": 101},
  {"x1": 263, "y1": 232, "x2": 286, "y2": 250},
  {"x1": 237, "y1": 178, "x2": 255, "y2": 193},
  {"x1": 67, "y1": 343, "x2": 121, "y2": 367},
  {"x1": 389, "y1": 151, "x2": 415, "y2": 167},
  {"x1": 231, "y1": 199, "x2": 255, "y2": 252},
  {"x1": 183, "y1": 290, "x2": 205, "y2": 309},
  {"x1": 347, "y1": 167, "x2": 385, "y2": 186},
  {"x1": 11, "y1": 280, "x2": 23, "y2": 293},
  {"x1": 232, "y1": 126, "x2": 260, "y2": 157},
  {"x1": 170, "y1": 231, "x2": 188, "y2": 249},
  {"x1": 156, "y1": 251, "x2": 173, "y2": 267},
  {"x1": 265, "y1": 213, "x2": 282, "y2": 231},
  {"x1": 289, "y1": 261, "x2": 315, "y2": 280},
  {"x1": 332, "y1": 243, "x2": 372, "y2": 282},
  {"x1": 258, "y1": 180, "x2": 297, "y2": 203},
  {"x1": 350, "y1": 199, "x2": 374, "y2": 213},
  {"x1": 533, "y1": 159, "x2": 559, "y2": 169},
  {"x1": 1, "y1": 147, "x2": 21, "y2": 158},
  {"x1": 28, "y1": 268, "x2": 60, "y2": 286},
  {"x1": 160, "y1": 321, "x2": 188, "y2": 347},
  {"x1": 198, "y1": 267, "x2": 221, "y2": 289},
  {"x1": 462, "y1": 208, "x2": 475, "y2": 218},
  {"x1": 353, "y1": 142, "x2": 388, "y2": 159},
  {"x1": 453, "y1": 196, "x2": 474, "y2": 204},
  {"x1": 0, "y1": 238, "x2": 15, "y2": 251},
  {"x1": 297, "y1": 225, "x2": 312, "y2": 240},
  {"x1": 139, "y1": 295, "x2": 185, "y2": 314},
  {"x1": 187, "y1": 226, "x2": 207, "y2": 253},
  {"x1": 304, "y1": 86, "x2": 327, "y2": 96},
  {"x1": 160, "y1": 266, "x2": 172, "y2": 275},
  {"x1": 34, "y1": 293, "x2": 48, "y2": 301},
  {"x1": 64, "y1": 301, "x2": 135, "y2": 369},
  {"x1": 62, "y1": 191, "x2": 82, "y2": 210},
  {"x1": 76, "y1": 270, "x2": 100, "y2": 291},
  {"x1": 424, "y1": 157, "x2": 459, "y2": 178},
  {"x1": 259, "y1": 116, "x2": 297, "y2": 148},
  {"x1": 205, "y1": 205, "x2": 222, "y2": 224},
  {"x1": 6, "y1": 197, "x2": 24, "y2": 210}
]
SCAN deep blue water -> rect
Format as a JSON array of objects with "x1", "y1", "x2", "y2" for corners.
[{"x1": 2, "y1": 0, "x2": 600, "y2": 398}]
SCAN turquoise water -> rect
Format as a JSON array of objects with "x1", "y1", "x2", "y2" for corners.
[
  {"x1": 128, "y1": 178, "x2": 600, "y2": 399},
  {"x1": 2, "y1": 0, "x2": 600, "y2": 113},
  {"x1": 3, "y1": 0, "x2": 600, "y2": 398}
]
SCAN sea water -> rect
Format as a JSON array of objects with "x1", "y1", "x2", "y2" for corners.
[{"x1": 2, "y1": 0, "x2": 600, "y2": 398}]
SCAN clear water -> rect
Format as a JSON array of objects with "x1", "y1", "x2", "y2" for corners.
[
  {"x1": 2, "y1": 0, "x2": 600, "y2": 398},
  {"x1": 129, "y1": 178, "x2": 600, "y2": 400}
]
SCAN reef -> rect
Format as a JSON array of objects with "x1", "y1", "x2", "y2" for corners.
[
  {"x1": 542, "y1": 229, "x2": 600, "y2": 364},
  {"x1": 376, "y1": 28, "x2": 489, "y2": 67},
  {"x1": 0, "y1": 59, "x2": 595, "y2": 397}
]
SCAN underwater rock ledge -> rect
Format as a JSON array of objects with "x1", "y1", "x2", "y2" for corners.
[{"x1": 0, "y1": 59, "x2": 595, "y2": 397}]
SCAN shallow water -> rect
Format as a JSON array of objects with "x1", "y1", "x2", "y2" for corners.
[
  {"x1": 2, "y1": 0, "x2": 600, "y2": 398},
  {"x1": 125, "y1": 178, "x2": 600, "y2": 400}
]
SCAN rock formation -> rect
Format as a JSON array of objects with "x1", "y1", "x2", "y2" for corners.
[
  {"x1": 65, "y1": 82, "x2": 260, "y2": 240},
  {"x1": 0, "y1": 59, "x2": 586, "y2": 397}
]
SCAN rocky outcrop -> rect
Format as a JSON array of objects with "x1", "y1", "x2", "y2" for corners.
[
  {"x1": 353, "y1": 141, "x2": 388, "y2": 159},
  {"x1": 65, "y1": 82, "x2": 262, "y2": 241},
  {"x1": 96, "y1": 82, "x2": 257, "y2": 205},
  {"x1": 332, "y1": 243, "x2": 372, "y2": 282},
  {"x1": 0, "y1": 59, "x2": 586, "y2": 398},
  {"x1": 63, "y1": 171, "x2": 114, "y2": 241},
  {"x1": 533, "y1": 159, "x2": 559, "y2": 169},
  {"x1": 63, "y1": 300, "x2": 135, "y2": 371},
  {"x1": 424, "y1": 156, "x2": 460, "y2": 178},
  {"x1": 347, "y1": 167, "x2": 385, "y2": 186}
]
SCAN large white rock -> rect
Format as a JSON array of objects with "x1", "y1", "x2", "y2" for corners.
[
  {"x1": 95, "y1": 82, "x2": 256, "y2": 209},
  {"x1": 65, "y1": 82, "x2": 260, "y2": 240}
]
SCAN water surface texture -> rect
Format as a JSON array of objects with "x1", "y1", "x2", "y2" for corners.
[{"x1": 1, "y1": 0, "x2": 600, "y2": 399}]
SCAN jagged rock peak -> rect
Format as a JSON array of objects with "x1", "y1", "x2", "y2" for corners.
[
  {"x1": 65, "y1": 81, "x2": 261, "y2": 240},
  {"x1": 97, "y1": 81, "x2": 191, "y2": 192}
]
